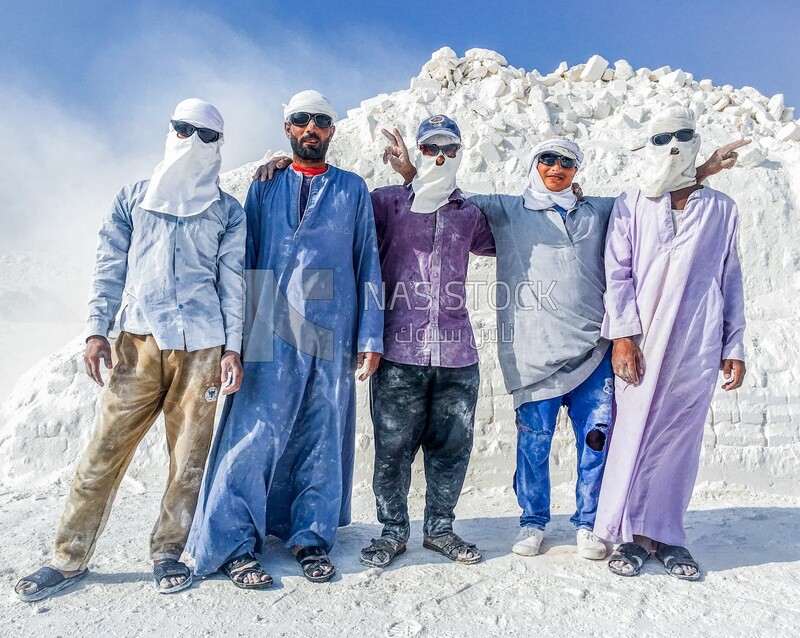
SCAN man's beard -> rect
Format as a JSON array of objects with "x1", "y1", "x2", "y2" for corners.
[{"x1": 291, "y1": 133, "x2": 330, "y2": 161}]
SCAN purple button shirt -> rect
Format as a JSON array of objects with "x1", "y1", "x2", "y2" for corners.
[{"x1": 370, "y1": 185, "x2": 495, "y2": 368}]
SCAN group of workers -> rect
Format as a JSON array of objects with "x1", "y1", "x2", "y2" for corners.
[{"x1": 14, "y1": 86, "x2": 747, "y2": 601}]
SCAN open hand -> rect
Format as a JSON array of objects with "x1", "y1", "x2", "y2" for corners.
[
  {"x1": 252, "y1": 155, "x2": 292, "y2": 182},
  {"x1": 84, "y1": 336, "x2": 113, "y2": 386}
]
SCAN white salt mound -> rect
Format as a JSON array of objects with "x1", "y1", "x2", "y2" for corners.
[{"x1": 1, "y1": 49, "x2": 798, "y2": 496}]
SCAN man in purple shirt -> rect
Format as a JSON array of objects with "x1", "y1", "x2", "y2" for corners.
[
  {"x1": 360, "y1": 115, "x2": 495, "y2": 568},
  {"x1": 252, "y1": 115, "x2": 494, "y2": 568}
]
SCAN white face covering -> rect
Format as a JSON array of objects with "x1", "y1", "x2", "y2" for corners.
[
  {"x1": 141, "y1": 98, "x2": 224, "y2": 217},
  {"x1": 410, "y1": 134, "x2": 462, "y2": 214},
  {"x1": 522, "y1": 138, "x2": 583, "y2": 211},
  {"x1": 641, "y1": 106, "x2": 701, "y2": 198}
]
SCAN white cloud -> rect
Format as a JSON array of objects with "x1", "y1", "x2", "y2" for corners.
[{"x1": 0, "y1": 8, "x2": 425, "y2": 254}]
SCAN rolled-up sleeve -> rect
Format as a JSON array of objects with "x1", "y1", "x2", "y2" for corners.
[
  {"x1": 85, "y1": 187, "x2": 132, "y2": 340},
  {"x1": 218, "y1": 200, "x2": 247, "y2": 354}
]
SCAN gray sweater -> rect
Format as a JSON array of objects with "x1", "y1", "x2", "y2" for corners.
[{"x1": 469, "y1": 194, "x2": 613, "y2": 407}]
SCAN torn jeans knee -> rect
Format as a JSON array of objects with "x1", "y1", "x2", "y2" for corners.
[{"x1": 585, "y1": 423, "x2": 608, "y2": 452}]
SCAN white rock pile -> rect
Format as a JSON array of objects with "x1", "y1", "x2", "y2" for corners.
[{"x1": 1, "y1": 48, "x2": 799, "y2": 499}]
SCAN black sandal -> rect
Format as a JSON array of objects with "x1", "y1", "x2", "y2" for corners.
[
  {"x1": 607, "y1": 542, "x2": 650, "y2": 577},
  {"x1": 359, "y1": 537, "x2": 407, "y2": 568},
  {"x1": 423, "y1": 532, "x2": 482, "y2": 564},
  {"x1": 655, "y1": 545, "x2": 701, "y2": 581},
  {"x1": 221, "y1": 553, "x2": 273, "y2": 590},
  {"x1": 14, "y1": 566, "x2": 89, "y2": 602},
  {"x1": 153, "y1": 560, "x2": 193, "y2": 594},
  {"x1": 295, "y1": 546, "x2": 335, "y2": 582}
]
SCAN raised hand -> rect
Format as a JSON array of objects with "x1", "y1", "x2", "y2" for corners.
[
  {"x1": 697, "y1": 139, "x2": 751, "y2": 181},
  {"x1": 381, "y1": 128, "x2": 417, "y2": 183}
]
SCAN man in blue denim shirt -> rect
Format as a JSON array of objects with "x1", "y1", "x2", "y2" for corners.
[{"x1": 15, "y1": 98, "x2": 246, "y2": 602}]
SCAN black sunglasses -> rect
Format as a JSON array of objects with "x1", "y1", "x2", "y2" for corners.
[
  {"x1": 288, "y1": 112, "x2": 334, "y2": 128},
  {"x1": 419, "y1": 143, "x2": 461, "y2": 158},
  {"x1": 538, "y1": 153, "x2": 578, "y2": 169},
  {"x1": 171, "y1": 120, "x2": 221, "y2": 143},
  {"x1": 650, "y1": 129, "x2": 695, "y2": 146}
]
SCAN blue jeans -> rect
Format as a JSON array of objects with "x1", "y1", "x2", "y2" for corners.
[{"x1": 514, "y1": 349, "x2": 613, "y2": 530}]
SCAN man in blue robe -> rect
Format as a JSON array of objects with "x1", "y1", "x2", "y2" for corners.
[{"x1": 187, "y1": 90, "x2": 383, "y2": 587}]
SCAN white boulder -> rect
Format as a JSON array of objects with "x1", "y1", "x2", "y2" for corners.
[{"x1": 580, "y1": 55, "x2": 609, "y2": 82}]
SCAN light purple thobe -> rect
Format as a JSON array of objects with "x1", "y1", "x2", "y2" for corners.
[{"x1": 594, "y1": 187, "x2": 745, "y2": 546}]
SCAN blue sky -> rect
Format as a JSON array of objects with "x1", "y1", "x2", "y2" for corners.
[{"x1": 1, "y1": 0, "x2": 798, "y2": 253}]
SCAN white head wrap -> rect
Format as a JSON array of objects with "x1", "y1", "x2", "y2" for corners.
[
  {"x1": 641, "y1": 106, "x2": 701, "y2": 198},
  {"x1": 522, "y1": 138, "x2": 583, "y2": 211},
  {"x1": 140, "y1": 98, "x2": 224, "y2": 217},
  {"x1": 283, "y1": 90, "x2": 337, "y2": 122},
  {"x1": 410, "y1": 133, "x2": 462, "y2": 214}
]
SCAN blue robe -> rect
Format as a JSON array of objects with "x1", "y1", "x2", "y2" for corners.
[{"x1": 187, "y1": 166, "x2": 384, "y2": 575}]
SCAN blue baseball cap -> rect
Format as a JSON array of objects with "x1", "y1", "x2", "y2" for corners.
[{"x1": 416, "y1": 114, "x2": 461, "y2": 144}]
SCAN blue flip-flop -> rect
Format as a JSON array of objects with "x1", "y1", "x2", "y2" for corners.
[{"x1": 15, "y1": 566, "x2": 89, "y2": 602}]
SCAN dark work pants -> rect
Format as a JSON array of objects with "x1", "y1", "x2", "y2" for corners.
[{"x1": 370, "y1": 359, "x2": 480, "y2": 542}]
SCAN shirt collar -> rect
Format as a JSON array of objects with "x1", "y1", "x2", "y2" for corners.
[{"x1": 403, "y1": 184, "x2": 465, "y2": 208}]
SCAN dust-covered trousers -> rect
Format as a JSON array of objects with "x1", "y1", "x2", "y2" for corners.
[
  {"x1": 370, "y1": 360, "x2": 479, "y2": 542},
  {"x1": 52, "y1": 332, "x2": 221, "y2": 571},
  {"x1": 514, "y1": 348, "x2": 613, "y2": 530}
]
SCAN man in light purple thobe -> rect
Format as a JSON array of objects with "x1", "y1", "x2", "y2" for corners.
[{"x1": 594, "y1": 107, "x2": 746, "y2": 580}]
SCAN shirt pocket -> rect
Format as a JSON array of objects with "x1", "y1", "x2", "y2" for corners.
[{"x1": 187, "y1": 217, "x2": 224, "y2": 261}]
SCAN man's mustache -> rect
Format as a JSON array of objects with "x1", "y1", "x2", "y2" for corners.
[{"x1": 301, "y1": 133, "x2": 321, "y2": 143}]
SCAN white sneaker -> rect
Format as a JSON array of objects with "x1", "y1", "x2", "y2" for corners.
[
  {"x1": 576, "y1": 528, "x2": 607, "y2": 560},
  {"x1": 512, "y1": 527, "x2": 544, "y2": 556}
]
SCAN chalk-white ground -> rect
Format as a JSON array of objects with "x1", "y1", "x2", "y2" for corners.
[{"x1": 1, "y1": 482, "x2": 797, "y2": 637}]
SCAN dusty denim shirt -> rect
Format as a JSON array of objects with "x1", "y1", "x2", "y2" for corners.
[
  {"x1": 86, "y1": 179, "x2": 246, "y2": 353},
  {"x1": 469, "y1": 194, "x2": 613, "y2": 406},
  {"x1": 371, "y1": 185, "x2": 495, "y2": 368}
]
